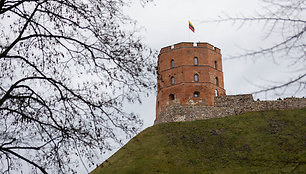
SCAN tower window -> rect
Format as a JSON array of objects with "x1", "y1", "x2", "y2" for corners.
[
  {"x1": 194, "y1": 91, "x2": 200, "y2": 98},
  {"x1": 169, "y1": 94, "x2": 175, "y2": 100},
  {"x1": 215, "y1": 77, "x2": 219, "y2": 86},
  {"x1": 171, "y1": 76, "x2": 175, "y2": 85},
  {"x1": 194, "y1": 57, "x2": 198, "y2": 65},
  {"x1": 214, "y1": 61, "x2": 217, "y2": 69},
  {"x1": 194, "y1": 74, "x2": 199, "y2": 82},
  {"x1": 171, "y1": 59, "x2": 174, "y2": 68},
  {"x1": 215, "y1": 89, "x2": 218, "y2": 96}
]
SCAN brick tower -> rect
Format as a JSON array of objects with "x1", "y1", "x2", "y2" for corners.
[{"x1": 156, "y1": 42, "x2": 226, "y2": 121}]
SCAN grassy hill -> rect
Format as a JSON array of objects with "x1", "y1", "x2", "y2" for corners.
[{"x1": 90, "y1": 108, "x2": 306, "y2": 174}]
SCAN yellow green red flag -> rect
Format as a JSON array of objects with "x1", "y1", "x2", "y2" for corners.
[{"x1": 189, "y1": 21, "x2": 195, "y2": 32}]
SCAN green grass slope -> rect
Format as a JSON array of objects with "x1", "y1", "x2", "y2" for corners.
[{"x1": 91, "y1": 108, "x2": 306, "y2": 174}]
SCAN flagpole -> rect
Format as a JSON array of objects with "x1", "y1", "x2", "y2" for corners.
[
  {"x1": 188, "y1": 20, "x2": 195, "y2": 43},
  {"x1": 188, "y1": 22, "x2": 190, "y2": 41},
  {"x1": 188, "y1": 20, "x2": 191, "y2": 42}
]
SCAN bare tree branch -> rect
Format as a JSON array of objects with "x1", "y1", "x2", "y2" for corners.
[
  {"x1": 0, "y1": 0, "x2": 155, "y2": 173},
  {"x1": 205, "y1": 0, "x2": 306, "y2": 95}
]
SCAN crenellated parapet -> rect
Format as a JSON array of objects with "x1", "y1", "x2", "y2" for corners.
[{"x1": 160, "y1": 42, "x2": 221, "y2": 54}]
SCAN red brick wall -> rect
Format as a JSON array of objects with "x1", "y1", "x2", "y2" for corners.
[{"x1": 156, "y1": 42, "x2": 226, "y2": 118}]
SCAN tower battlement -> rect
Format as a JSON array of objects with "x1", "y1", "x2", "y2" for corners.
[{"x1": 160, "y1": 42, "x2": 221, "y2": 54}]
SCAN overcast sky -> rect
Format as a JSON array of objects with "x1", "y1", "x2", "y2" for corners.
[{"x1": 121, "y1": 0, "x2": 306, "y2": 129}]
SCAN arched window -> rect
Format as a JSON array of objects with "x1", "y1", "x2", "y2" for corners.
[
  {"x1": 171, "y1": 76, "x2": 175, "y2": 85},
  {"x1": 171, "y1": 59, "x2": 174, "y2": 68},
  {"x1": 215, "y1": 89, "x2": 218, "y2": 96},
  {"x1": 194, "y1": 57, "x2": 198, "y2": 65},
  {"x1": 214, "y1": 61, "x2": 217, "y2": 69},
  {"x1": 215, "y1": 77, "x2": 219, "y2": 86},
  {"x1": 169, "y1": 94, "x2": 175, "y2": 100},
  {"x1": 194, "y1": 74, "x2": 199, "y2": 82},
  {"x1": 194, "y1": 91, "x2": 200, "y2": 98}
]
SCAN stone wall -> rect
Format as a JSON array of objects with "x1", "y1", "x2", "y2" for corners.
[{"x1": 154, "y1": 94, "x2": 306, "y2": 124}]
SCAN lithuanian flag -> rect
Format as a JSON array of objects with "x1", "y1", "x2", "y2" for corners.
[{"x1": 189, "y1": 21, "x2": 195, "y2": 32}]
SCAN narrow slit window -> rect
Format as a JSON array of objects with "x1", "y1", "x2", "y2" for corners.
[
  {"x1": 169, "y1": 94, "x2": 175, "y2": 100},
  {"x1": 171, "y1": 77, "x2": 175, "y2": 85},
  {"x1": 215, "y1": 77, "x2": 219, "y2": 86},
  {"x1": 194, "y1": 57, "x2": 198, "y2": 65},
  {"x1": 214, "y1": 61, "x2": 217, "y2": 69},
  {"x1": 215, "y1": 89, "x2": 218, "y2": 96},
  {"x1": 194, "y1": 74, "x2": 199, "y2": 82},
  {"x1": 171, "y1": 59, "x2": 174, "y2": 68},
  {"x1": 194, "y1": 91, "x2": 200, "y2": 98}
]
